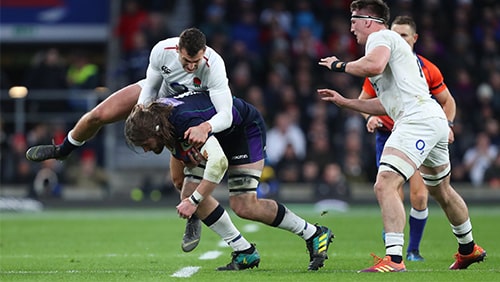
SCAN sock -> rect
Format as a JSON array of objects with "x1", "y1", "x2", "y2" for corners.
[
  {"x1": 451, "y1": 219, "x2": 475, "y2": 255},
  {"x1": 385, "y1": 232, "x2": 404, "y2": 263},
  {"x1": 407, "y1": 207, "x2": 428, "y2": 252},
  {"x1": 59, "y1": 130, "x2": 85, "y2": 156},
  {"x1": 272, "y1": 202, "x2": 317, "y2": 240},
  {"x1": 202, "y1": 204, "x2": 251, "y2": 252}
]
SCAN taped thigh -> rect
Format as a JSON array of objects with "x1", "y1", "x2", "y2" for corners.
[
  {"x1": 420, "y1": 165, "x2": 451, "y2": 186},
  {"x1": 379, "y1": 154, "x2": 415, "y2": 181},
  {"x1": 227, "y1": 168, "x2": 262, "y2": 196}
]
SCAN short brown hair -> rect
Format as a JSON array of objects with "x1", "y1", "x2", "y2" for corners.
[
  {"x1": 392, "y1": 15, "x2": 417, "y2": 33},
  {"x1": 178, "y1": 28, "x2": 207, "y2": 57},
  {"x1": 350, "y1": 0, "x2": 390, "y2": 25}
]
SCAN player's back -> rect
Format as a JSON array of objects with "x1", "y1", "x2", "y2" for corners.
[{"x1": 158, "y1": 93, "x2": 261, "y2": 138}]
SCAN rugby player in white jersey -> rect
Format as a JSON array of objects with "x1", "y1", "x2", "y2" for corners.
[
  {"x1": 26, "y1": 28, "x2": 231, "y2": 252},
  {"x1": 317, "y1": 0, "x2": 486, "y2": 273}
]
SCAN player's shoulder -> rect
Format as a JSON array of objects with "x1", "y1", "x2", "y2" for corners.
[
  {"x1": 203, "y1": 46, "x2": 224, "y2": 67},
  {"x1": 151, "y1": 37, "x2": 179, "y2": 53}
]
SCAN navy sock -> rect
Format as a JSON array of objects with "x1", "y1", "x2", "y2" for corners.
[
  {"x1": 407, "y1": 214, "x2": 427, "y2": 252},
  {"x1": 59, "y1": 137, "x2": 79, "y2": 156}
]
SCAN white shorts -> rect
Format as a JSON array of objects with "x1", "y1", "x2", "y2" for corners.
[{"x1": 380, "y1": 116, "x2": 450, "y2": 179}]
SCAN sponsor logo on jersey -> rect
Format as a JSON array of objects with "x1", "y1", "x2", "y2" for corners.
[{"x1": 161, "y1": 65, "x2": 172, "y2": 74}]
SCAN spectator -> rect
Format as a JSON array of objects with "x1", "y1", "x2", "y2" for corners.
[
  {"x1": 66, "y1": 50, "x2": 100, "y2": 110},
  {"x1": 314, "y1": 162, "x2": 351, "y2": 202},
  {"x1": 24, "y1": 48, "x2": 67, "y2": 90},
  {"x1": 115, "y1": 0, "x2": 148, "y2": 56},
  {"x1": 142, "y1": 11, "x2": 173, "y2": 49},
  {"x1": 275, "y1": 143, "x2": 302, "y2": 183},
  {"x1": 484, "y1": 154, "x2": 500, "y2": 190},
  {"x1": 65, "y1": 149, "x2": 109, "y2": 194},
  {"x1": 266, "y1": 111, "x2": 306, "y2": 166},
  {"x1": 463, "y1": 132, "x2": 498, "y2": 187},
  {"x1": 123, "y1": 31, "x2": 150, "y2": 83}
]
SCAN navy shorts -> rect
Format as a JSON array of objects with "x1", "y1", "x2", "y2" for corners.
[{"x1": 217, "y1": 119, "x2": 267, "y2": 166}]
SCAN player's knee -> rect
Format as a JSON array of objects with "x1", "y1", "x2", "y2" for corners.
[
  {"x1": 227, "y1": 168, "x2": 261, "y2": 219},
  {"x1": 229, "y1": 199, "x2": 254, "y2": 220}
]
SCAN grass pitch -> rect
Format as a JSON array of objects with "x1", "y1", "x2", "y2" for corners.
[{"x1": 0, "y1": 204, "x2": 498, "y2": 281}]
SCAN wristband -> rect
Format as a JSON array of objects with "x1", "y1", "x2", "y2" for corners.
[
  {"x1": 189, "y1": 190, "x2": 204, "y2": 206},
  {"x1": 366, "y1": 115, "x2": 373, "y2": 121},
  {"x1": 448, "y1": 120, "x2": 454, "y2": 128},
  {"x1": 331, "y1": 60, "x2": 347, "y2": 72}
]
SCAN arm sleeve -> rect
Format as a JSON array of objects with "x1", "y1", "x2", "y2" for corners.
[
  {"x1": 137, "y1": 43, "x2": 164, "y2": 105},
  {"x1": 205, "y1": 53, "x2": 233, "y2": 133}
]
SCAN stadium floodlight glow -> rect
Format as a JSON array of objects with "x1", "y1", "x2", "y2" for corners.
[{"x1": 9, "y1": 86, "x2": 28, "y2": 99}]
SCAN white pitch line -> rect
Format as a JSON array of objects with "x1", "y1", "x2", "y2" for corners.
[
  {"x1": 242, "y1": 223, "x2": 260, "y2": 233},
  {"x1": 170, "y1": 266, "x2": 200, "y2": 278},
  {"x1": 199, "y1": 250, "x2": 223, "y2": 260}
]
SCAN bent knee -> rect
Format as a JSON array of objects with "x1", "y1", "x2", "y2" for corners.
[{"x1": 229, "y1": 199, "x2": 254, "y2": 219}]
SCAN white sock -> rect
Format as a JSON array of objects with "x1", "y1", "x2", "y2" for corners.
[
  {"x1": 207, "y1": 210, "x2": 251, "y2": 252},
  {"x1": 68, "y1": 130, "x2": 85, "y2": 146},
  {"x1": 410, "y1": 207, "x2": 428, "y2": 219},
  {"x1": 277, "y1": 207, "x2": 317, "y2": 240},
  {"x1": 451, "y1": 218, "x2": 474, "y2": 244},
  {"x1": 385, "y1": 232, "x2": 404, "y2": 257}
]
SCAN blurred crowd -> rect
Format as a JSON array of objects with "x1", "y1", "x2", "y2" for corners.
[{"x1": 1, "y1": 0, "x2": 499, "y2": 200}]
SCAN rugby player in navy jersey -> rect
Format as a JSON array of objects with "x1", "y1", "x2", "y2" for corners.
[{"x1": 124, "y1": 93, "x2": 334, "y2": 271}]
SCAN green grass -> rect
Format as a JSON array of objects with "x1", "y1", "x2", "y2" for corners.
[{"x1": 0, "y1": 204, "x2": 498, "y2": 281}]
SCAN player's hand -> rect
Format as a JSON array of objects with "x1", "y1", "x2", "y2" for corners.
[
  {"x1": 176, "y1": 198, "x2": 197, "y2": 219},
  {"x1": 183, "y1": 147, "x2": 205, "y2": 168},
  {"x1": 184, "y1": 122, "x2": 211, "y2": 148},
  {"x1": 366, "y1": 116, "x2": 384, "y2": 133},
  {"x1": 317, "y1": 88, "x2": 347, "y2": 106},
  {"x1": 448, "y1": 128, "x2": 455, "y2": 144},
  {"x1": 318, "y1": 56, "x2": 340, "y2": 70}
]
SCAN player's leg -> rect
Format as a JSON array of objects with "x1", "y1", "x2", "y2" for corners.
[
  {"x1": 374, "y1": 130, "x2": 391, "y2": 242},
  {"x1": 406, "y1": 171, "x2": 428, "y2": 261},
  {"x1": 421, "y1": 123, "x2": 486, "y2": 270},
  {"x1": 182, "y1": 178, "x2": 259, "y2": 270},
  {"x1": 170, "y1": 156, "x2": 203, "y2": 252},
  {"x1": 226, "y1": 160, "x2": 333, "y2": 271},
  {"x1": 26, "y1": 83, "x2": 141, "y2": 161},
  {"x1": 422, "y1": 163, "x2": 486, "y2": 269},
  {"x1": 359, "y1": 146, "x2": 412, "y2": 273}
]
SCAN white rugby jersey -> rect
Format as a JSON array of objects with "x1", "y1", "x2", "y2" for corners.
[
  {"x1": 366, "y1": 30, "x2": 446, "y2": 124},
  {"x1": 137, "y1": 37, "x2": 233, "y2": 133}
]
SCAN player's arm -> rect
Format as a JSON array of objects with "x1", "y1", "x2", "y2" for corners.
[
  {"x1": 434, "y1": 87, "x2": 456, "y2": 143},
  {"x1": 358, "y1": 85, "x2": 384, "y2": 133},
  {"x1": 319, "y1": 45, "x2": 390, "y2": 77},
  {"x1": 318, "y1": 88, "x2": 387, "y2": 115},
  {"x1": 434, "y1": 87, "x2": 456, "y2": 126},
  {"x1": 137, "y1": 44, "x2": 164, "y2": 105},
  {"x1": 176, "y1": 136, "x2": 228, "y2": 218},
  {"x1": 346, "y1": 46, "x2": 390, "y2": 77},
  {"x1": 184, "y1": 57, "x2": 233, "y2": 146}
]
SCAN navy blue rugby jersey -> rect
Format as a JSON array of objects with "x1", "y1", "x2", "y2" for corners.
[{"x1": 156, "y1": 92, "x2": 264, "y2": 160}]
